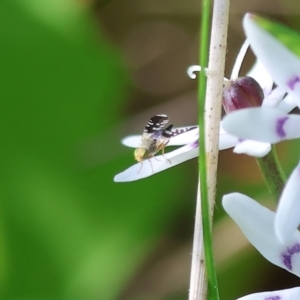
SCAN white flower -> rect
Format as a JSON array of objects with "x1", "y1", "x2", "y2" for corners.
[
  {"x1": 114, "y1": 126, "x2": 238, "y2": 182},
  {"x1": 114, "y1": 127, "x2": 199, "y2": 182},
  {"x1": 236, "y1": 288, "x2": 300, "y2": 300},
  {"x1": 189, "y1": 38, "x2": 291, "y2": 158},
  {"x1": 222, "y1": 14, "x2": 300, "y2": 151},
  {"x1": 222, "y1": 161, "x2": 300, "y2": 299}
]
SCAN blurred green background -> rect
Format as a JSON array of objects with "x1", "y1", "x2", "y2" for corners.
[{"x1": 1, "y1": 0, "x2": 300, "y2": 299}]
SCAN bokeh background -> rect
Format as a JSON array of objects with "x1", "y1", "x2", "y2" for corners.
[{"x1": 1, "y1": 0, "x2": 300, "y2": 299}]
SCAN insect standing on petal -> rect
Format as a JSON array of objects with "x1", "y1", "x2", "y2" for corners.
[{"x1": 134, "y1": 114, "x2": 197, "y2": 173}]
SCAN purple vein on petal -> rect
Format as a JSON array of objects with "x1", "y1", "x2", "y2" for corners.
[
  {"x1": 276, "y1": 116, "x2": 289, "y2": 139},
  {"x1": 287, "y1": 76, "x2": 300, "y2": 90},
  {"x1": 265, "y1": 297, "x2": 281, "y2": 300},
  {"x1": 281, "y1": 243, "x2": 300, "y2": 270},
  {"x1": 190, "y1": 140, "x2": 199, "y2": 148}
]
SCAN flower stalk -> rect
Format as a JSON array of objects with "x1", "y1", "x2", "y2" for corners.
[
  {"x1": 189, "y1": 0, "x2": 230, "y2": 299},
  {"x1": 256, "y1": 146, "x2": 286, "y2": 200}
]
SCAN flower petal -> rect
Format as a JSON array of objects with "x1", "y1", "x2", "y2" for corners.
[
  {"x1": 230, "y1": 39, "x2": 250, "y2": 80},
  {"x1": 115, "y1": 127, "x2": 239, "y2": 182},
  {"x1": 275, "y1": 161, "x2": 300, "y2": 243},
  {"x1": 246, "y1": 60, "x2": 273, "y2": 96},
  {"x1": 237, "y1": 287, "x2": 300, "y2": 300},
  {"x1": 114, "y1": 142, "x2": 198, "y2": 182},
  {"x1": 122, "y1": 135, "x2": 142, "y2": 148},
  {"x1": 222, "y1": 107, "x2": 300, "y2": 143},
  {"x1": 223, "y1": 193, "x2": 300, "y2": 276},
  {"x1": 262, "y1": 86, "x2": 287, "y2": 109},
  {"x1": 277, "y1": 93, "x2": 298, "y2": 114},
  {"x1": 244, "y1": 14, "x2": 300, "y2": 108},
  {"x1": 219, "y1": 126, "x2": 239, "y2": 149},
  {"x1": 233, "y1": 140, "x2": 271, "y2": 157}
]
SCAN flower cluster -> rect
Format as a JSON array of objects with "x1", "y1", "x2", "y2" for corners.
[
  {"x1": 223, "y1": 162, "x2": 300, "y2": 299},
  {"x1": 222, "y1": 13, "x2": 300, "y2": 299}
]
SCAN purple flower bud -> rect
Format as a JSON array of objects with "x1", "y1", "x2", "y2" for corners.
[{"x1": 222, "y1": 76, "x2": 264, "y2": 114}]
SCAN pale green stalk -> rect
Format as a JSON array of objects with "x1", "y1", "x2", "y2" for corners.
[
  {"x1": 256, "y1": 146, "x2": 286, "y2": 200},
  {"x1": 189, "y1": 0, "x2": 230, "y2": 299}
]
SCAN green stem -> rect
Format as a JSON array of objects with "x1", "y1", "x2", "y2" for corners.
[
  {"x1": 198, "y1": 0, "x2": 210, "y2": 236},
  {"x1": 198, "y1": 0, "x2": 220, "y2": 300},
  {"x1": 188, "y1": 0, "x2": 213, "y2": 296},
  {"x1": 256, "y1": 145, "x2": 286, "y2": 200}
]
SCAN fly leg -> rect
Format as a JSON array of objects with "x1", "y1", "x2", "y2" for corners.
[
  {"x1": 137, "y1": 159, "x2": 154, "y2": 173},
  {"x1": 137, "y1": 161, "x2": 143, "y2": 173},
  {"x1": 161, "y1": 147, "x2": 171, "y2": 164},
  {"x1": 148, "y1": 158, "x2": 154, "y2": 173}
]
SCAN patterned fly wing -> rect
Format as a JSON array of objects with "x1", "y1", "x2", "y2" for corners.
[
  {"x1": 169, "y1": 126, "x2": 198, "y2": 137},
  {"x1": 134, "y1": 115, "x2": 197, "y2": 167},
  {"x1": 135, "y1": 114, "x2": 172, "y2": 163},
  {"x1": 144, "y1": 114, "x2": 169, "y2": 133},
  {"x1": 161, "y1": 125, "x2": 174, "y2": 138}
]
